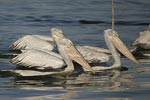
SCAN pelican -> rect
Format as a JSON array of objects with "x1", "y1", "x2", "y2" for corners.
[
  {"x1": 11, "y1": 28, "x2": 138, "y2": 76},
  {"x1": 51, "y1": 28, "x2": 93, "y2": 72},
  {"x1": 132, "y1": 30, "x2": 150, "y2": 49},
  {"x1": 91, "y1": 29, "x2": 138, "y2": 71},
  {"x1": 132, "y1": 30, "x2": 150, "y2": 57}
]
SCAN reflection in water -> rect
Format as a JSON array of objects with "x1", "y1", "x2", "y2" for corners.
[
  {"x1": 138, "y1": 59, "x2": 150, "y2": 64},
  {"x1": 103, "y1": 98, "x2": 131, "y2": 100},
  {"x1": 14, "y1": 70, "x2": 122, "y2": 87},
  {"x1": 0, "y1": 65, "x2": 149, "y2": 100},
  {"x1": 14, "y1": 70, "x2": 122, "y2": 100},
  {"x1": 2, "y1": 67, "x2": 144, "y2": 100},
  {"x1": 15, "y1": 70, "x2": 123, "y2": 100}
]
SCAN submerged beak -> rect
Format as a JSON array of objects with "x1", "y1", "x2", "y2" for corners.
[{"x1": 110, "y1": 36, "x2": 139, "y2": 64}]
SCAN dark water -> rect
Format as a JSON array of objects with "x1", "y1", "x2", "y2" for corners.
[{"x1": 0, "y1": 0, "x2": 150, "y2": 100}]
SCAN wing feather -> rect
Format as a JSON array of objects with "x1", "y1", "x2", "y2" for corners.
[
  {"x1": 10, "y1": 35, "x2": 54, "y2": 51},
  {"x1": 33, "y1": 35, "x2": 54, "y2": 42},
  {"x1": 11, "y1": 50, "x2": 65, "y2": 69}
]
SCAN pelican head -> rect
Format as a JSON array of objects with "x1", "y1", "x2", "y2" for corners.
[
  {"x1": 51, "y1": 28, "x2": 65, "y2": 41},
  {"x1": 104, "y1": 29, "x2": 119, "y2": 37},
  {"x1": 104, "y1": 29, "x2": 138, "y2": 64}
]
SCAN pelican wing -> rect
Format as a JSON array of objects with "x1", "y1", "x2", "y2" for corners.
[
  {"x1": 83, "y1": 46, "x2": 110, "y2": 54},
  {"x1": 11, "y1": 49, "x2": 65, "y2": 69},
  {"x1": 76, "y1": 46, "x2": 110, "y2": 63},
  {"x1": 10, "y1": 35, "x2": 54, "y2": 51},
  {"x1": 65, "y1": 44, "x2": 94, "y2": 72},
  {"x1": 110, "y1": 36, "x2": 139, "y2": 64},
  {"x1": 33, "y1": 35, "x2": 54, "y2": 42}
]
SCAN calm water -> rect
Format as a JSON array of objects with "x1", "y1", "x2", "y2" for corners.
[{"x1": 0, "y1": 0, "x2": 150, "y2": 100}]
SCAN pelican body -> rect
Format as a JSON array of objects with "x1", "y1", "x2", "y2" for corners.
[
  {"x1": 132, "y1": 30, "x2": 150, "y2": 49},
  {"x1": 132, "y1": 30, "x2": 150, "y2": 58}
]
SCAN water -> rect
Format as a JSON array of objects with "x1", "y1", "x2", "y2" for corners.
[{"x1": 0, "y1": 0, "x2": 150, "y2": 100}]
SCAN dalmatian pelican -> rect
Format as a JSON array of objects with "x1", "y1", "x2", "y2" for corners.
[
  {"x1": 132, "y1": 29, "x2": 150, "y2": 58},
  {"x1": 10, "y1": 28, "x2": 138, "y2": 76}
]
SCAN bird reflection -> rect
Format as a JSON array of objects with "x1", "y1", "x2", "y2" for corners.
[
  {"x1": 0, "y1": 66, "x2": 149, "y2": 100},
  {"x1": 14, "y1": 66, "x2": 148, "y2": 89},
  {"x1": 0, "y1": 65, "x2": 149, "y2": 90},
  {"x1": 14, "y1": 69, "x2": 126, "y2": 90}
]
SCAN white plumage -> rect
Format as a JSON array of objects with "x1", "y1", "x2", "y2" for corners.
[
  {"x1": 10, "y1": 28, "x2": 138, "y2": 76},
  {"x1": 10, "y1": 33, "x2": 110, "y2": 68},
  {"x1": 10, "y1": 35, "x2": 54, "y2": 51},
  {"x1": 76, "y1": 46, "x2": 110, "y2": 63},
  {"x1": 11, "y1": 49, "x2": 65, "y2": 70},
  {"x1": 11, "y1": 46, "x2": 110, "y2": 70},
  {"x1": 32, "y1": 35, "x2": 54, "y2": 42}
]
